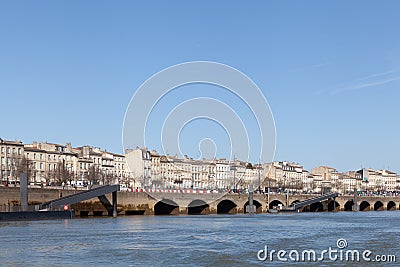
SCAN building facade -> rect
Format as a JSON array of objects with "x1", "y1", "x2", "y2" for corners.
[
  {"x1": 0, "y1": 138, "x2": 25, "y2": 185},
  {"x1": 125, "y1": 147, "x2": 265, "y2": 190},
  {"x1": 2, "y1": 137, "x2": 400, "y2": 193}
]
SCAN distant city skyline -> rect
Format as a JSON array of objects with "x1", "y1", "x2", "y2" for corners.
[
  {"x1": 2, "y1": 136, "x2": 399, "y2": 194},
  {"x1": 0, "y1": 136, "x2": 397, "y2": 178},
  {"x1": 1, "y1": 1, "x2": 399, "y2": 173}
]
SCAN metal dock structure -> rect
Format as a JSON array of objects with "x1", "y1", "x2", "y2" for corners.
[{"x1": 40, "y1": 184, "x2": 120, "y2": 217}]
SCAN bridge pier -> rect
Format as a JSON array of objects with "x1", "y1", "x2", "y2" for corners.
[
  {"x1": 333, "y1": 198, "x2": 336, "y2": 211},
  {"x1": 112, "y1": 191, "x2": 117, "y2": 218},
  {"x1": 353, "y1": 189, "x2": 359, "y2": 211}
]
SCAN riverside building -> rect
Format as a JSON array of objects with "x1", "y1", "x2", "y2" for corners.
[{"x1": 1, "y1": 137, "x2": 399, "y2": 193}]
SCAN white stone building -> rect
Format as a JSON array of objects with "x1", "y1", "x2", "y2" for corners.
[
  {"x1": 124, "y1": 147, "x2": 265, "y2": 191},
  {"x1": 0, "y1": 138, "x2": 24, "y2": 185}
]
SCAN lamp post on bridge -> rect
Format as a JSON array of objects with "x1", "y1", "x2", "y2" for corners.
[
  {"x1": 257, "y1": 162, "x2": 262, "y2": 194},
  {"x1": 283, "y1": 174, "x2": 287, "y2": 191},
  {"x1": 230, "y1": 162, "x2": 237, "y2": 193},
  {"x1": 1, "y1": 164, "x2": 3, "y2": 185}
]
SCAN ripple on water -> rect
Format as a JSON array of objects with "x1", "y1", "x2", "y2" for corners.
[{"x1": 1, "y1": 212, "x2": 400, "y2": 266}]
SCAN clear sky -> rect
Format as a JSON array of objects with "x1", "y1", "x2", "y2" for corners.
[{"x1": 1, "y1": 1, "x2": 399, "y2": 173}]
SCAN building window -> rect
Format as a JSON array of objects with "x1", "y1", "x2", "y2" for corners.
[
  {"x1": 34, "y1": 153, "x2": 36, "y2": 159},
  {"x1": 18, "y1": 148, "x2": 21, "y2": 155},
  {"x1": 40, "y1": 154, "x2": 42, "y2": 160},
  {"x1": 1, "y1": 147, "x2": 3, "y2": 153},
  {"x1": 7, "y1": 147, "x2": 10, "y2": 154},
  {"x1": 40, "y1": 163, "x2": 43, "y2": 170}
]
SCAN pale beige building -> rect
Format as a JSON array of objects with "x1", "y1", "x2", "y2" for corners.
[
  {"x1": 18, "y1": 141, "x2": 134, "y2": 186},
  {"x1": 125, "y1": 147, "x2": 151, "y2": 188},
  {"x1": 311, "y1": 166, "x2": 341, "y2": 192},
  {"x1": 0, "y1": 138, "x2": 24, "y2": 185},
  {"x1": 376, "y1": 170, "x2": 397, "y2": 191},
  {"x1": 24, "y1": 141, "x2": 79, "y2": 185},
  {"x1": 264, "y1": 161, "x2": 310, "y2": 192},
  {"x1": 123, "y1": 147, "x2": 266, "y2": 190}
]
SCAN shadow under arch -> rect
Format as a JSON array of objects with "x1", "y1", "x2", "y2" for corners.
[
  {"x1": 344, "y1": 200, "x2": 354, "y2": 211},
  {"x1": 374, "y1": 201, "x2": 384, "y2": 211},
  {"x1": 154, "y1": 199, "x2": 180, "y2": 215},
  {"x1": 217, "y1": 200, "x2": 237, "y2": 214},
  {"x1": 327, "y1": 200, "x2": 340, "y2": 211},
  {"x1": 310, "y1": 202, "x2": 324, "y2": 212},
  {"x1": 387, "y1": 201, "x2": 396, "y2": 211},
  {"x1": 188, "y1": 199, "x2": 210, "y2": 215},
  {"x1": 243, "y1": 200, "x2": 262, "y2": 213},
  {"x1": 269, "y1": 200, "x2": 284, "y2": 210},
  {"x1": 359, "y1": 201, "x2": 371, "y2": 211}
]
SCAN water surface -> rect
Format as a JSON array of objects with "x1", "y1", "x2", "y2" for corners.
[{"x1": 1, "y1": 212, "x2": 398, "y2": 266}]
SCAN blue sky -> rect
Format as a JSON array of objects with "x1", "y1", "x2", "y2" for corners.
[{"x1": 1, "y1": 1, "x2": 399, "y2": 173}]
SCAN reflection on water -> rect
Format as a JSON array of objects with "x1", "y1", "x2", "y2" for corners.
[{"x1": 1, "y1": 212, "x2": 399, "y2": 266}]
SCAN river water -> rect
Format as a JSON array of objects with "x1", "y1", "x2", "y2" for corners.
[{"x1": 1, "y1": 211, "x2": 399, "y2": 266}]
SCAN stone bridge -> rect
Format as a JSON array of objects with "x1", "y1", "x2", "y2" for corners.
[
  {"x1": 1, "y1": 187, "x2": 399, "y2": 216},
  {"x1": 115, "y1": 192, "x2": 400, "y2": 215}
]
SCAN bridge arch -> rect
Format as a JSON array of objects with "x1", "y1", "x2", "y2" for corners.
[
  {"x1": 344, "y1": 200, "x2": 354, "y2": 211},
  {"x1": 290, "y1": 200, "x2": 300, "y2": 206},
  {"x1": 327, "y1": 200, "x2": 340, "y2": 211},
  {"x1": 217, "y1": 200, "x2": 237, "y2": 214},
  {"x1": 374, "y1": 201, "x2": 384, "y2": 211},
  {"x1": 269, "y1": 200, "x2": 284, "y2": 210},
  {"x1": 188, "y1": 199, "x2": 210, "y2": 215},
  {"x1": 359, "y1": 201, "x2": 371, "y2": 211},
  {"x1": 154, "y1": 199, "x2": 179, "y2": 215},
  {"x1": 243, "y1": 200, "x2": 262, "y2": 213},
  {"x1": 387, "y1": 201, "x2": 396, "y2": 211},
  {"x1": 310, "y1": 202, "x2": 324, "y2": 212}
]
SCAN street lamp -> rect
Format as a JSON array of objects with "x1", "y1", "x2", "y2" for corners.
[
  {"x1": 6, "y1": 168, "x2": 10, "y2": 186},
  {"x1": 283, "y1": 174, "x2": 287, "y2": 190},
  {"x1": 257, "y1": 163, "x2": 262, "y2": 193},
  {"x1": 230, "y1": 163, "x2": 237, "y2": 192}
]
